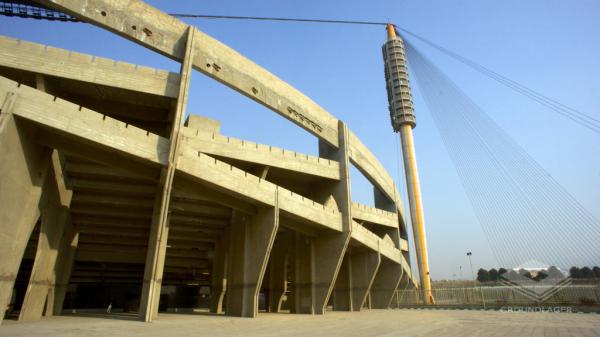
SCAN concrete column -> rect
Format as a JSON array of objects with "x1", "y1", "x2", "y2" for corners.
[
  {"x1": 289, "y1": 232, "x2": 313, "y2": 314},
  {"x1": 350, "y1": 251, "x2": 381, "y2": 311},
  {"x1": 19, "y1": 152, "x2": 72, "y2": 320},
  {"x1": 0, "y1": 98, "x2": 50, "y2": 324},
  {"x1": 332, "y1": 255, "x2": 352, "y2": 311},
  {"x1": 312, "y1": 120, "x2": 353, "y2": 314},
  {"x1": 139, "y1": 26, "x2": 196, "y2": 322},
  {"x1": 266, "y1": 234, "x2": 288, "y2": 313},
  {"x1": 53, "y1": 218, "x2": 79, "y2": 315},
  {"x1": 225, "y1": 205, "x2": 279, "y2": 317},
  {"x1": 210, "y1": 227, "x2": 229, "y2": 314},
  {"x1": 370, "y1": 259, "x2": 403, "y2": 309}
]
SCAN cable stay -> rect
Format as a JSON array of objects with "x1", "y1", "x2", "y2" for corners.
[
  {"x1": 397, "y1": 28, "x2": 600, "y2": 135},
  {"x1": 405, "y1": 41, "x2": 600, "y2": 268},
  {"x1": 3, "y1": 1, "x2": 595, "y2": 135}
]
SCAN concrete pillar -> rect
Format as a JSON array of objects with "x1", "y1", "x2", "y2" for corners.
[
  {"x1": 210, "y1": 227, "x2": 229, "y2": 314},
  {"x1": 19, "y1": 152, "x2": 72, "y2": 321},
  {"x1": 266, "y1": 234, "x2": 288, "y2": 313},
  {"x1": 289, "y1": 232, "x2": 313, "y2": 314},
  {"x1": 312, "y1": 120, "x2": 353, "y2": 314},
  {"x1": 332, "y1": 255, "x2": 352, "y2": 311},
  {"x1": 139, "y1": 26, "x2": 196, "y2": 322},
  {"x1": 370, "y1": 259, "x2": 403, "y2": 309},
  {"x1": 226, "y1": 206, "x2": 279, "y2": 317},
  {"x1": 53, "y1": 218, "x2": 78, "y2": 315},
  {"x1": 350, "y1": 251, "x2": 380, "y2": 311},
  {"x1": 0, "y1": 101, "x2": 50, "y2": 324}
]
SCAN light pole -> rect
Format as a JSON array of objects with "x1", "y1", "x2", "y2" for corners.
[{"x1": 466, "y1": 252, "x2": 475, "y2": 281}]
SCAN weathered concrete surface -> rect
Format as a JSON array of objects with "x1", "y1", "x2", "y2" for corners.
[
  {"x1": 2, "y1": 310, "x2": 599, "y2": 337},
  {"x1": 139, "y1": 25, "x2": 195, "y2": 323},
  {"x1": 182, "y1": 128, "x2": 340, "y2": 181},
  {"x1": 39, "y1": 0, "x2": 407, "y2": 231},
  {"x1": 19, "y1": 152, "x2": 72, "y2": 321},
  {"x1": 0, "y1": 35, "x2": 180, "y2": 98},
  {"x1": 0, "y1": 0, "x2": 425, "y2": 323},
  {"x1": 0, "y1": 109, "x2": 50, "y2": 323}
]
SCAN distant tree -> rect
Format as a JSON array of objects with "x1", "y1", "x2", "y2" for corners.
[
  {"x1": 498, "y1": 268, "x2": 508, "y2": 278},
  {"x1": 570, "y1": 266, "x2": 581, "y2": 279},
  {"x1": 580, "y1": 267, "x2": 594, "y2": 279},
  {"x1": 477, "y1": 268, "x2": 490, "y2": 283},
  {"x1": 518, "y1": 268, "x2": 532, "y2": 279},
  {"x1": 546, "y1": 266, "x2": 563, "y2": 279},
  {"x1": 489, "y1": 268, "x2": 499, "y2": 282},
  {"x1": 593, "y1": 266, "x2": 600, "y2": 278}
]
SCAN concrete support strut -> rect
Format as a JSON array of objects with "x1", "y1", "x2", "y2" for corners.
[
  {"x1": 371, "y1": 259, "x2": 403, "y2": 309},
  {"x1": 266, "y1": 234, "x2": 288, "y2": 313},
  {"x1": 139, "y1": 25, "x2": 196, "y2": 322},
  {"x1": 350, "y1": 251, "x2": 381, "y2": 311},
  {"x1": 52, "y1": 218, "x2": 78, "y2": 316},
  {"x1": 332, "y1": 255, "x2": 352, "y2": 311},
  {"x1": 19, "y1": 151, "x2": 73, "y2": 321},
  {"x1": 0, "y1": 94, "x2": 51, "y2": 324}
]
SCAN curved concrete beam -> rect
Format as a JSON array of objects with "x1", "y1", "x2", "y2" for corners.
[{"x1": 39, "y1": 0, "x2": 404, "y2": 215}]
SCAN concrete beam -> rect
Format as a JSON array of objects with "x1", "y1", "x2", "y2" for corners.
[
  {"x1": 0, "y1": 76, "x2": 169, "y2": 167},
  {"x1": 0, "y1": 35, "x2": 180, "y2": 98},
  {"x1": 0, "y1": 103, "x2": 50, "y2": 324},
  {"x1": 182, "y1": 128, "x2": 340, "y2": 181},
  {"x1": 37, "y1": 131, "x2": 160, "y2": 182},
  {"x1": 39, "y1": 0, "x2": 340, "y2": 146},
  {"x1": 347, "y1": 131, "x2": 402, "y2": 209},
  {"x1": 351, "y1": 202, "x2": 397, "y2": 228},
  {"x1": 65, "y1": 162, "x2": 156, "y2": 183},
  {"x1": 173, "y1": 182, "x2": 257, "y2": 216},
  {"x1": 177, "y1": 150, "x2": 343, "y2": 232},
  {"x1": 226, "y1": 206, "x2": 279, "y2": 317}
]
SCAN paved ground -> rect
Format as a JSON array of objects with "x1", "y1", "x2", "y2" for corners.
[{"x1": 1, "y1": 309, "x2": 599, "y2": 337}]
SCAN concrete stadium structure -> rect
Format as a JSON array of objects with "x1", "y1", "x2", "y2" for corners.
[{"x1": 0, "y1": 0, "x2": 418, "y2": 323}]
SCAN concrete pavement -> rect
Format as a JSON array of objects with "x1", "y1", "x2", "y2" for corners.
[{"x1": 1, "y1": 309, "x2": 599, "y2": 337}]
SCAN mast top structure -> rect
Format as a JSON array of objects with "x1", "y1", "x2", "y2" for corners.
[{"x1": 382, "y1": 23, "x2": 417, "y2": 131}]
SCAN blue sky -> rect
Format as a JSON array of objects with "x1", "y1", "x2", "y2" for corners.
[{"x1": 1, "y1": 0, "x2": 598, "y2": 280}]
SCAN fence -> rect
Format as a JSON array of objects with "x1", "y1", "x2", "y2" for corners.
[{"x1": 394, "y1": 284, "x2": 600, "y2": 308}]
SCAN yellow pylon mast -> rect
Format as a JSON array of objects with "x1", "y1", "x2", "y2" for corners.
[{"x1": 382, "y1": 24, "x2": 432, "y2": 304}]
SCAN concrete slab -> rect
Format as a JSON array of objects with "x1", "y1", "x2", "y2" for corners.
[{"x1": 1, "y1": 309, "x2": 598, "y2": 337}]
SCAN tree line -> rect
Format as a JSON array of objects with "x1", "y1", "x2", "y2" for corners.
[{"x1": 476, "y1": 266, "x2": 600, "y2": 283}]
